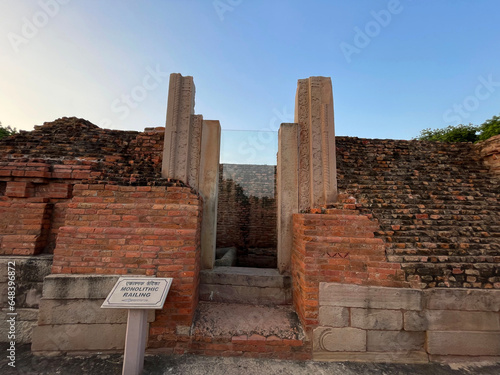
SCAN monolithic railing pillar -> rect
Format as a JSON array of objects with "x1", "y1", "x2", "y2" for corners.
[
  {"x1": 162, "y1": 73, "x2": 220, "y2": 269},
  {"x1": 199, "y1": 120, "x2": 221, "y2": 269},
  {"x1": 277, "y1": 77, "x2": 337, "y2": 273},
  {"x1": 162, "y1": 73, "x2": 197, "y2": 184},
  {"x1": 277, "y1": 123, "x2": 299, "y2": 273},
  {"x1": 295, "y1": 76, "x2": 337, "y2": 211}
]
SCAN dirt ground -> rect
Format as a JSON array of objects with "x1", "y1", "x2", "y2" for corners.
[{"x1": 1, "y1": 344, "x2": 500, "y2": 375}]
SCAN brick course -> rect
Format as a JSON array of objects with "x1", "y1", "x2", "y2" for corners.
[
  {"x1": 50, "y1": 184, "x2": 202, "y2": 348},
  {"x1": 292, "y1": 209, "x2": 407, "y2": 329},
  {"x1": 334, "y1": 137, "x2": 500, "y2": 288}
]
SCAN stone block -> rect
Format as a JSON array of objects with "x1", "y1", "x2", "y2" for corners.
[
  {"x1": 199, "y1": 284, "x2": 291, "y2": 305},
  {"x1": 351, "y1": 308, "x2": 402, "y2": 330},
  {"x1": 1, "y1": 308, "x2": 38, "y2": 321},
  {"x1": 426, "y1": 331, "x2": 500, "y2": 356},
  {"x1": 0, "y1": 319, "x2": 37, "y2": 343},
  {"x1": 200, "y1": 267, "x2": 291, "y2": 288},
  {"x1": 429, "y1": 354, "x2": 500, "y2": 363},
  {"x1": 313, "y1": 351, "x2": 429, "y2": 363},
  {"x1": 320, "y1": 283, "x2": 422, "y2": 310},
  {"x1": 42, "y1": 275, "x2": 120, "y2": 299},
  {"x1": 318, "y1": 306, "x2": 349, "y2": 328},
  {"x1": 37, "y1": 299, "x2": 155, "y2": 325},
  {"x1": 404, "y1": 311, "x2": 427, "y2": 331},
  {"x1": 424, "y1": 289, "x2": 500, "y2": 312},
  {"x1": 31, "y1": 323, "x2": 127, "y2": 352},
  {"x1": 313, "y1": 327, "x2": 366, "y2": 352},
  {"x1": 367, "y1": 331, "x2": 425, "y2": 352},
  {"x1": 426, "y1": 310, "x2": 499, "y2": 331}
]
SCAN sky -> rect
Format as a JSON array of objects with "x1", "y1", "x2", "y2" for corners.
[{"x1": 1, "y1": 0, "x2": 500, "y2": 162}]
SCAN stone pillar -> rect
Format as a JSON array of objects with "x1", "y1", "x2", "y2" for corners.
[
  {"x1": 199, "y1": 120, "x2": 221, "y2": 269},
  {"x1": 277, "y1": 123, "x2": 299, "y2": 273},
  {"x1": 161, "y1": 73, "x2": 221, "y2": 269},
  {"x1": 295, "y1": 76, "x2": 337, "y2": 211},
  {"x1": 162, "y1": 73, "x2": 197, "y2": 183}
]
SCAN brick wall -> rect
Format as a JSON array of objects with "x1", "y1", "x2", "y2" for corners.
[
  {"x1": 0, "y1": 118, "x2": 167, "y2": 256},
  {"x1": 292, "y1": 208, "x2": 407, "y2": 330},
  {"x1": 335, "y1": 137, "x2": 500, "y2": 289},
  {"x1": 49, "y1": 183, "x2": 202, "y2": 348},
  {"x1": 478, "y1": 134, "x2": 500, "y2": 176},
  {"x1": 216, "y1": 164, "x2": 277, "y2": 267}
]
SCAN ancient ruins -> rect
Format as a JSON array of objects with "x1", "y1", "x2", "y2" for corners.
[{"x1": 0, "y1": 74, "x2": 499, "y2": 363}]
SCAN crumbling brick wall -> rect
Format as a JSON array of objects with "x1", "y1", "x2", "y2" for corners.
[
  {"x1": 0, "y1": 118, "x2": 166, "y2": 256},
  {"x1": 334, "y1": 137, "x2": 500, "y2": 289}
]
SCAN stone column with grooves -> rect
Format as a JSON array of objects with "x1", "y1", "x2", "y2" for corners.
[
  {"x1": 295, "y1": 76, "x2": 337, "y2": 211},
  {"x1": 162, "y1": 73, "x2": 197, "y2": 184},
  {"x1": 161, "y1": 73, "x2": 220, "y2": 269}
]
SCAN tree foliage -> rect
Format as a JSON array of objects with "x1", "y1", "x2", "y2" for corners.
[
  {"x1": 415, "y1": 123, "x2": 479, "y2": 143},
  {"x1": 0, "y1": 121, "x2": 17, "y2": 139},
  {"x1": 415, "y1": 114, "x2": 500, "y2": 143},
  {"x1": 477, "y1": 115, "x2": 500, "y2": 141}
]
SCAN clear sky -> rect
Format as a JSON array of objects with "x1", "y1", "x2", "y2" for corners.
[{"x1": 1, "y1": 0, "x2": 499, "y2": 144}]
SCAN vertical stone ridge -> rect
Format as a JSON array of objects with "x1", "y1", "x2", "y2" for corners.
[
  {"x1": 162, "y1": 73, "x2": 196, "y2": 182},
  {"x1": 189, "y1": 115, "x2": 203, "y2": 190},
  {"x1": 296, "y1": 79, "x2": 311, "y2": 211},
  {"x1": 294, "y1": 76, "x2": 337, "y2": 211}
]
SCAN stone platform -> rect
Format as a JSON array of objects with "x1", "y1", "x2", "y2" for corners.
[
  {"x1": 199, "y1": 267, "x2": 292, "y2": 305},
  {"x1": 187, "y1": 302, "x2": 311, "y2": 359}
]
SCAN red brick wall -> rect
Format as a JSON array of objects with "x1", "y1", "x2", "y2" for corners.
[
  {"x1": 0, "y1": 197, "x2": 51, "y2": 255},
  {"x1": 50, "y1": 184, "x2": 202, "y2": 348},
  {"x1": 292, "y1": 209, "x2": 407, "y2": 330},
  {"x1": 478, "y1": 134, "x2": 500, "y2": 176}
]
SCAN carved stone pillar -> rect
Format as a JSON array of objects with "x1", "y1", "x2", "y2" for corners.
[
  {"x1": 295, "y1": 76, "x2": 337, "y2": 211},
  {"x1": 162, "y1": 73, "x2": 197, "y2": 184},
  {"x1": 161, "y1": 73, "x2": 220, "y2": 269},
  {"x1": 277, "y1": 123, "x2": 299, "y2": 273},
  {"x1": 277, "y1": 77, "x2": 338, "y2": 273}
]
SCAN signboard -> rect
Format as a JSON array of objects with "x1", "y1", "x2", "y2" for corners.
[{"x1": 101, "y1": 277, "x2": 172, "y2": 309}]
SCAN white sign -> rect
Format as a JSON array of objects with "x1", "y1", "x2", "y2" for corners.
[{"x1": 101, "y1": 277, "x2": 172, "y2": 309}]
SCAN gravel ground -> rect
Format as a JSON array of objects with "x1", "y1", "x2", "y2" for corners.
[{"x1": 1, "y1": 344, "x2": 499, "y2": 375}]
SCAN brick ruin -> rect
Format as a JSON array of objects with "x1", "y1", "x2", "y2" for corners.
[{"x1": 0, "y1": 74, "x2": 499, "y2": 363}]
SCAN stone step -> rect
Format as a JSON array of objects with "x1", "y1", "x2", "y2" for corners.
[
  {"x1": 189, "y1": 301, "x2": 310, "y2": 360},
  {"x1": 199, "y1": 266, "x2": 292, "y2": 305}
]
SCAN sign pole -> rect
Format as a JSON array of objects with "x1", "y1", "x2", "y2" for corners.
[
  {"x1": 101, "y1": 277, "x2": 173, "y2": 375},
  {"x1": 122, "y1": 309, "x2": 149, "y2": 375}
]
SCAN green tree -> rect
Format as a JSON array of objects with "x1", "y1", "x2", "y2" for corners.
[
  {"x1": 477, "y1": 115, "x2": 500, "y2": 141},
  {"x1": 0, "y1": 121, "x2": 17, "y2": 139},
  {"x1": 415, "y1": 123, "x2": 479, "y2": 143}
]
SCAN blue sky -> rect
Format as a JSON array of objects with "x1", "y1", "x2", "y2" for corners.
[{"x1": 1, "y1": 0, "x2": 500, "y2": 147}]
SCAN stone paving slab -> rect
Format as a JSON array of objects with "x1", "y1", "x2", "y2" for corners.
[
  {"x1": 192, "y1": 302, "x2": 304, "y2": 340},
  {"x1": 1, "y1": 344, "x2": 500, "y2": 375}
]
